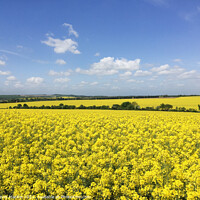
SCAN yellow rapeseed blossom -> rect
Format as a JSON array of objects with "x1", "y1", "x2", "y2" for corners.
[
  {"x1": 0, "y1": 96, "x2": 200, "y2": 109},
  {"x1": 0, "y1": 109, "x2": 200, "y2": 199}
]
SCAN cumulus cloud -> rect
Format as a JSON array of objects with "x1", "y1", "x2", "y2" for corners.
[
  {"x1": 63, "y1": 23, "x2": 79, "y2": 38},
  {"x1": 56, "y1": 59, "x2": 66, "y2": 65},
  {"x1": 134, "y1": 70, "x2": 152, "y2": 77},
  {"x1": 42, "y1": 37, "x2": 80, "y2": 54},
  {"x1": 0, "y1": 60, "x2": 6, "y2": 66},
  {"x1": 27, "y1": 77, "x2": 44, "y2": 84},
  {"x1": 157, "y1": 66, "x2": 184, "y2": 75},
  {"x1": 54, "y1": 77, "x2": 70, "y2": 83},
  {"x1": 151, "y1": 64, "x2": 185, "y2": 76},
  {"x1": 76, "y1": 57, "x2": 140, "y2": 76},
  {"x1": 6, "y1": 76, "x2": 16, "y2": 81},
  {"x1": 48, "y1": 70, "x2": 71, "y2": 76},
  {"x1": 0, "y1": 70, "x2": 10, "y2": 75},
  {"x1": 151, "y1": 64, "x2": 169, "y2": 72}
]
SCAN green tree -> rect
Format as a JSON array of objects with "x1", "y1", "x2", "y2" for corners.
[{"x1": 112, "y1": 104, "x2": 121, "y2": 110}]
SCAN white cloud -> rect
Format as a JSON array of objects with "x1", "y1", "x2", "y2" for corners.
[
  {"x1": 157, "y1": 66, "x2": 184, "y2": 75},
  {"x1": 0, "y1": 70, "x2": 10, "y2": 75},
  {"x1": 151, "y1": 64, "x2": 169, "y2": 72},
  {"x1": 4, "y1": 76, "x2": 19, "y2": 87},
  {"x1": 173, "y1": 58, "x2": 182, "y2": 63},
  {"x1": 14, "y1": 81, "x2": 23, "y2": 88},
  {"x1": 149, "y1": 76, "x2": 158, "y2": 81},
  {"x1": 80, "y1": 81, "x2": 88, "y2": 85},
  {"x1": 177, "y1": 70, "x2": 198, "y2": 79},
  {"x1": 104, "y1": 83, "x2": 111, "y2": 87},
  {"x1": 76, "y1": 57, "x2": 140, "y2": 76},
  {"x1": 4, "y1": 76, "x2": 20, "y2": 88},
  {"x1": 90, "y1": 81, "x2": 98, "y2": 86},
  {"x1": 56, "y1": 59, "x2": 66, "y2": 65},
  {"x1": 144, "y1": 63, "x2": 154, "y2": 67},
  {"x1": 127, "y1": 79, "x2": 137, "y2": 83},
  {"x1": 48, "y1": 70, "x2": 70, "y2": 76},
  {"x1": 42, "y1": 37, "x2": 80, "y2": 54},
  {"x1": 6, "y1": 76, "x2": 16, "y2": 81},
  {"x1": 112, "y1": 86, "x2": 120, "y2": 90},
  {"x1": 127, "y1": 79, "x2": 144, "y2": 83},
  {"x1": 76, "y1": 67, "x2": 118, "y2": 76},
  {"x1": 54, "y1": 77, "x2": 70, "y2": 83},
  {"x1": 77, "y1": 81, "x2": 98, "y2": 87},
  {"x1": 119, "y1": 71, "x2": 132, "y2": 78},
  {"x1": 63, "y1": 23, "x2": 79, "y2": 38},
  {"x1": 95, "y1": 52, "x2": 100, "y2": 57},
  {"x1": 0, "y1": 60, "x2": 6, "y2": 66},
  {"x1": 46, "y1": 32, "x2": 54, "y2": 37},
  {"x1": 134, "y1": 70, "x2": 152, "y2": 77},
  {"x1": 0, "y1": 49, "x2": 25, "y2": 58},
  {"x1": 151, "y1": 64, "x2": 185, "y2": 76},
  {"x1": 27, "y1": 77, "x2": 44, "y2": 84}
]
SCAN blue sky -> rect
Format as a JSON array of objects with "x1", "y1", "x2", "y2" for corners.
[{"x1": 0, "y1": 0, "x2": 200, "y2": 95}]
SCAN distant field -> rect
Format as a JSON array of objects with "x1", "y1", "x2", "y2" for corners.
[{"x1": 0, "y1": 96, "x2": 200, "y2": 109}]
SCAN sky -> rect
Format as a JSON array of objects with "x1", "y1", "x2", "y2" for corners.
[{"x1": 0, "y1": 0, "x2": 200, "y2": 96}]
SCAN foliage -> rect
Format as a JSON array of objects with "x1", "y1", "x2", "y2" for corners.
[
  {"x1": 8, "y1": 102, "x2": 199, "y2": 113},
  {"x1": 157, "y1": 103, "x2": 173, "y2": 111}
]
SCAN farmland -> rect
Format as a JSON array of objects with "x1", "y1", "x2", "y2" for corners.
[
  {"x1": 0, "y1": 96, "x2": 200, "y2": 110},
  {"x1": 0, "y1": 109, "x2": 200, "y2": 199}
]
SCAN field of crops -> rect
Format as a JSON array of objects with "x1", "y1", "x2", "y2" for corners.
[
  {"x1": 0, "y1": 96, "x2": 200, "y2": 110},
  {"x1": 1, "y1": 109, "x2": 200, "y2": 199}
]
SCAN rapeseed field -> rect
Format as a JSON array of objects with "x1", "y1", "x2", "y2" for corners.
[
  {"x1": 0, "y1": 96, "x2": 200, "y2": 109},
  {"x1": 0, "y1": 109, "x2": 200, "y2": 199}
]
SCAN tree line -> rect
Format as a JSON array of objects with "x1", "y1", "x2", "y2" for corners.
[
  {"x1": 9, "y1": 102, "x2": 200, "y2": 112},
  {"x1": 1, "y1": 94, "x2": 199, "y2": 103}
]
